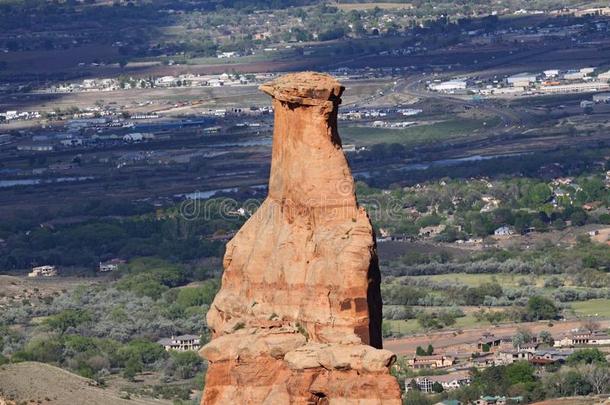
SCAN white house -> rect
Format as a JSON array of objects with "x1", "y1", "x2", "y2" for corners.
[
  {"x1": 554, "y1": 331, "x2": 610, "y2": 347},
  {"x1": 157, "y1": 335, "x2": 201, "y2": 351},
  {"x1": 28, "y1": 265, "x2": 58, "y2": 277},
  {"x1": 494, "y1": 226, "x2": 514, "y2": 236},
  {"x1": 406, "y1": 371, "x2": 471, "y2": 393},
  {"x1": 217, "y1": 51, "x2": 239, "y2": 59},
  {"x1": 99, "y1": 259, "x2": 125, "y2": 272}
]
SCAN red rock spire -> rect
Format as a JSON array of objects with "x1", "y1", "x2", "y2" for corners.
[{"x1": 200, "y1": 72, "x2": 401, "y2": 405}]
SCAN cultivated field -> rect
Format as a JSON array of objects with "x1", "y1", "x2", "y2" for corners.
[{"x1": 341, "y1": 117, "x2": 500, "y2": 146}]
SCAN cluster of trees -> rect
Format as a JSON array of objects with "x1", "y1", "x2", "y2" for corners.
[
  {"x1": 356, "y1": 149, "x2": 610, "y2": 246},
  {"x1": 382, "y1": 278, "x2": 560, "y2": 319},
  {"x1": 382, "y1": 238, "x2": 610, "y2": 293},
  {"x1": 416, "y1": 307, "x2": 463, "y2": 330},
  {"x1": 361, "y1": 147, "x2": 605, "y2": 190},
  {"x1": 0, "y1": 196, "x2": 248, "y2": 271},
  {"x1": 0, "y1": 256, "x2": 216, "y2": 400},
  {"x1": 9, "y1": 333, "x2": 203, "y2": 384}
]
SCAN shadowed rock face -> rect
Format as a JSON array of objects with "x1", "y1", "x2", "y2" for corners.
[{"x1": 199, "y1": 72, "x2": 401, "y2": 405}]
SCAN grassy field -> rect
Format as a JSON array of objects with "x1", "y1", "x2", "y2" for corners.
[
  {"x1": 385, "y1": 298, "x2": 610, "y2": 337},
  {"x1": 571, "y1": 299, "x2": 610, "y2": 318},
  {"x1": 341, "y1": 118, "x2": 499, "y2": 146},
  {"x1": 386, "y1": 313, "x2": 482, "y2": 335}
]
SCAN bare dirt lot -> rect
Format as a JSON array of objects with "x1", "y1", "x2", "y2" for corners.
[
  {"x1": 0, "y1": 275, "x2": 103, "y2": 310},
  {"x1": 592, "y1": 227, "x2": 610, "y2": 244}
]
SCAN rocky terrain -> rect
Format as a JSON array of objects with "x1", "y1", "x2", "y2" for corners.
[{"x1": 199, "y1": 72, "x2": 402, "y2": 404}]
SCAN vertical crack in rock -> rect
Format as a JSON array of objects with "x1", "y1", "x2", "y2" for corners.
[{"x1": 199, "y1": 72, "x2": 402, "y2": 404}]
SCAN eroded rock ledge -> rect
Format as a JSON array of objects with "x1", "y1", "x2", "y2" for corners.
[{"x1": 199, "y1": 72, "x2": 402, "y2": 404}]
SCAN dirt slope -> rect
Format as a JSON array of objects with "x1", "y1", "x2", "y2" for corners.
[{"x1": 0, "y1": 362, "x2": 170, "y2": 405}]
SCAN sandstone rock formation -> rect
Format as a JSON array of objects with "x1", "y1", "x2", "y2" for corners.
[{"x1": 200, "y1": 72, "x2": 401, "y2": 404}]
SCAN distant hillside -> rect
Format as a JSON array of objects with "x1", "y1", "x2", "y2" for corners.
[{"x1": 0, "y1": 362, "x2": 170, "y2": 405}]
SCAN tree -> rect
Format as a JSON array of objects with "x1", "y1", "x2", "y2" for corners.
[
  {"x1": 505, "y1": 361, "x2": 536, "y2": 385},
  {"x1": 567, "y1": 348, "x2": 607, "y2": 365},
  {"x1": 166, "y1": 351, "x2": 203, "y2": 379},
  {"x1": 45, "y1": 309, "x2": 91, "y2": 334},
  {"x1": 512, "y1": 328, "x2": 533, "y2": 349},
  {"x1": 581, "y1": 319, "x2": 600, "y2": 333},
  {"x1": 175, "y1": 281, "x2": 218, "y2": 308},
  {"x1": 426, "y1": 344, "x2": 434, "y2": 356},
  {"x1": 580, "y1": 363, "x2": 610, "y2": 394},
  {"x1": 438, "y1": 310, "x2": 458, "y2": 327},
  {"x1": 407, "y1": 378, "x2": 420, "y2": 391},
  {"x1": 570, "y1": 210, "x2": 587, "y2": 226},
  {"x1": 526, "y1": 183, "x2": 552, "y2": 206},
  {"x1": 552, "y1": 218, "x2": 566, "y2": 230},
  {"x1": 417, "y1": 312, "x2": 441, "y2": 330},
  {"x1": 431, "y1": 381, "x2": 444, "y2": 393},
  {"x1": 525, "y1": 296, "x2": 559, "y2": 321},
  {"x1": 416, "y1": 346, "x2": 427, "y2": 356},
  {"x1": 539, "y1": 330, "x2": 554, "y2": 347},
  {"x1": 381, "y1": 321, "x2": 392, "y2": 338},
  {"x1": 123, "y1": 356, "x2": 140, "y2": 381},
  {"x1": 404, "y1": 390, "x2": 432, "y2": 405},
  {"x1": 22, "y1": 337, "x2": 63, "y2": 363}
]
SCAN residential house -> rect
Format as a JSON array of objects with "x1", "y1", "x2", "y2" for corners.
[
  {"x1": 407, "y1": 355, "x2": 455, "y2": 369},
  {"x1": 28, "y1": 265, "x2": 58, "y2": 277},
  {"x1": 494, "y1": 350, "x2": 533, "y2": 365},
  {"x1": 471, "y1": 352, "x2": 495, "y2": 368},
  {"x1": 554, "y1": 331, "x2": 610, "y2": 347},
  {"x1": 477, "y1": 332, "x2": 504, "y2": 350},
  {"x1": 419, "y1": 224, "x2": 446, "y2": 238},
  {"x1": 529, "y1": 355, "x2": 556, "y2": 367},
  {"x1": 405, "y1": 371, "x2": 471, "y2": 393},
  {"x1": 99, "y1": 258, "x2": 125, "y2": 272},
  {"x1": 157, "y1": 334, "x2": 201, "y2": 351},
  {"x1": 493, "y1": 226, "x2": 514, "y2": 236},
  {"x1": 475, "y1": 396, "x2": 523, "y2": 405},
  {"x1": 480, "y1": 196, "x2": 501, "y2": 213},
  {"x1": 533, "y1": 349, "x2": 573, "y2": 363}
]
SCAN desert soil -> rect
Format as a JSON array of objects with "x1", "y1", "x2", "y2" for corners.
[{"x1": 0, "y1": 362, "x2": 171, "y2": 405}]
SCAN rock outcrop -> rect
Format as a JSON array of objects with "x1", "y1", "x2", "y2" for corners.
[{"x1": 200, "y1": 72, "x2": 401, "y2": 404}]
